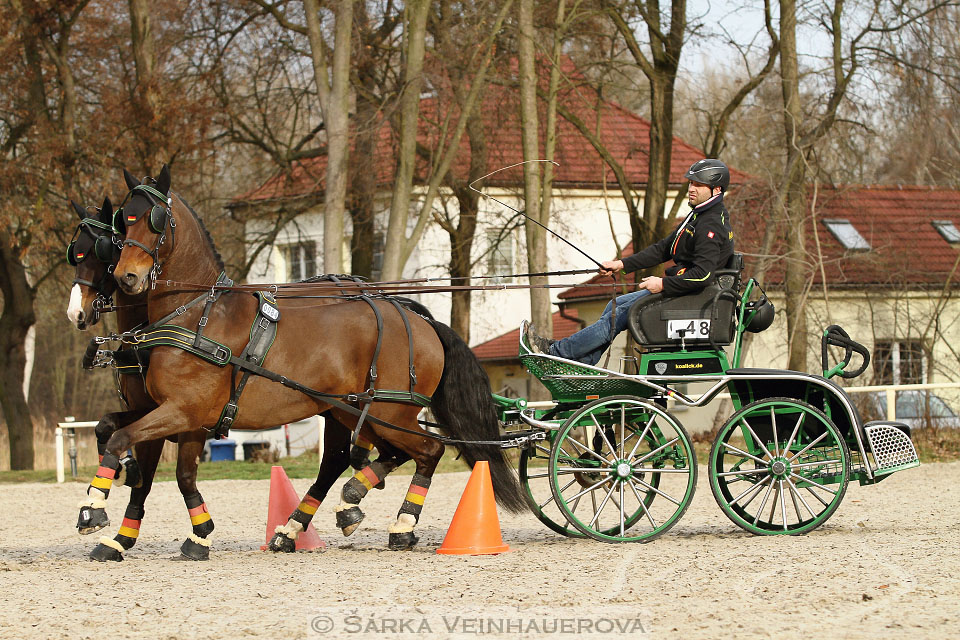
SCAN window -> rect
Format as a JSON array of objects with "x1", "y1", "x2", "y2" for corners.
[
  {"x1": 932, "y1": 220, "x2": 960, "y2": 244},
  {"x1": 873, "y1": 340, "x2": 926, "y2": 385},
  {"x1": 823, "y1": 219, "x2": 871, "y2": 251},
  {"x1": 281, "y1": 241, "x2": 316, "y2": 281},
  {"x1": 487, "y1": 229, "x2": 514, "y2": 283}
]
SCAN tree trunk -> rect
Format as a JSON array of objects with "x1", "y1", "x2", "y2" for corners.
[
  {"x1": 0, "y1": 236, "x2": 36, "y2": 470},
  {"x1": 778, "y1": 0, "x2": 809, "y2": 371},
  {"x1": 128, "y1": 0, "x2": 162, "y2": 171},
  {"x1": 304, "y1": 0, "x2": 353, "y2": 274},
  {"x1": 638, "y1": 72, "x2": 678, "y2": 251},
  {"x1": 381, "y1": 0, "x2": 429, "y2": 281},
  {"x1": 518, "y1": 0, "x2": 552, "y2": 336}
]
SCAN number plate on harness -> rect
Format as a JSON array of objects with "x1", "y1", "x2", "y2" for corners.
[{"x1": 667, "y1": 319, "x2": 711, "y2": 340}]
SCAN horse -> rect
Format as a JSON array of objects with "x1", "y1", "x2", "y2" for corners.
[
  {"x1": 66, "y1": 196, "x2": 214, "y2": 561},
  {"x1": 79, "y1": 164, "x2": 524, "y2": 550},
  {"x1": 65, "y1": 188, "x2": 404, "y2": 559}
]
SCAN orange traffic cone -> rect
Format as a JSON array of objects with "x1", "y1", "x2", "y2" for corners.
[
  {"x1": 437, "y1": 461, "x2": 509, "y2": 555},
  {"x1": 261, "y1": 465, "x2": 325, "y2": 551}
]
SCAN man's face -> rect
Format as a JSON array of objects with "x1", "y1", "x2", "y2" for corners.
[{"x1": 688, "y1": 181, "x2": 717, "y2": 207}]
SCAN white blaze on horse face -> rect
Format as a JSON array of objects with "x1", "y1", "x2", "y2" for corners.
[{"x1": 67, "y1": 284, "x2": 85, "y2": 326}]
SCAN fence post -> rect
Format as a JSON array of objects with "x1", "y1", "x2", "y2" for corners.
[
  {"x1": 55, "y1": 426, "x2": 64, "y2": 484},
  {"x1": 885, "y1": 389, "x2": 897, "y2": 422}
]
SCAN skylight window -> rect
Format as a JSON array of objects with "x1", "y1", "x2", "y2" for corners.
[
  {"x1": 823, "y1": 219, "x2": 871, "y2": 251},
  {"x1": 932, "y1": 220, "x2": 960, "y2": 244}
]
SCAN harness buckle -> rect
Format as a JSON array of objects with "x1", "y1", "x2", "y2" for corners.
[
  {"x1": 198, "y1": 317, "x2": 208, "y2": 327},
  {"x1": 214, "y1": 346, "x2": 229, "y2": 363},
  {"x1": 176, "y1": 305, "x2": 187, "y2": 316}
]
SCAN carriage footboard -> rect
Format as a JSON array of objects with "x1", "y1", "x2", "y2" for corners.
[{"x1": 864, "y1": 422, "x2": 920, "y2": 475}]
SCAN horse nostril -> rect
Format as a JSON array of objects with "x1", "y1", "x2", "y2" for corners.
[
  {"x1": 122, "y1": 273, "x2": 139, "y2": 288},
  {"x1": 76, "y1": 310, "x2": 85, "y2": 323}
]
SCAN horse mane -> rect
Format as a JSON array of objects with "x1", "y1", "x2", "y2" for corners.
[{"x1": 171, "y1": 190, "x2": 225, "y2": 273}]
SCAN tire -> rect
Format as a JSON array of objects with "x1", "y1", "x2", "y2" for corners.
[
  {"x1": 709, "y1": 397, "x2": 850, "y2": 535},
  {"x1": 547, "y1": 396, "x2": 697, "y2": 543}
]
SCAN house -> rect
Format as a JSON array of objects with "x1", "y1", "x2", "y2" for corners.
[{"x1": 229, "y1": 61, "x2": 746, "y2": 347}]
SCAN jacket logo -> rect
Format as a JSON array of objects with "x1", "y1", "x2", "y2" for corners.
[{"x1": 707, "y1": 231, "x2": 715, "y2": 238}]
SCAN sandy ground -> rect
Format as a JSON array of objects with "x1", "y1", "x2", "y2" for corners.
[{"x1": 0, "y1": 462, "x2": 957, "y2": 640}]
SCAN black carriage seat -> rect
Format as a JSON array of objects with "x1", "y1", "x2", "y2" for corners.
[{"x1": 627, "y1": 253, "x2": 744, "y2": 349}]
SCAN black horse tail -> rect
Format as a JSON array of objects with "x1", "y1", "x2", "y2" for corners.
[{"x1": 427, "y1": 319, "x2": 526, "y2": 513}]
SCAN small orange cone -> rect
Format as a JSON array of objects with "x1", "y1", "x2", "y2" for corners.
[
  {"x1": 437, "y1": 461, "x2": 509, "y2": 555},
  {"x1": 261, "y1": 465, "x2": 325, "y2": 551}
]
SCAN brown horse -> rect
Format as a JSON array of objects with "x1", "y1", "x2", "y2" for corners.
[
  {"x1": 66, "y1": 196, "x2": 212, "y2": 561},
  {"x1": 66, "y1": 189, "x2": 403, "y2": 559},
  {"x1": 80, "y1": 165, "x2": 523, "y2": 550}
]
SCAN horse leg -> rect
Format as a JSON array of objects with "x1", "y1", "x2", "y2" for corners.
[
  {"x1": 386, "y1": 437, "x2": 444, "y2": 551},
  {"x1": 174, "y1": 432, "x2": 213, "y2": 561},
  {"x1": 80, "y1": 404, "x2": 191, "y2": 532},
  {"x1": 334, "y1": 432, "x2": 411, "y2": 538},
  {"x1": 78, "y1": 409, "x2": 150, "y2": 535},
  {"x1": 267, "y1": 418, "x2": 351, "y2": 552},
  {"x1": 88, "y1": 437, "x2": 163, "y2": 562}
]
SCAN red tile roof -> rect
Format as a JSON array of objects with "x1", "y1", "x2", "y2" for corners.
[
  {"x1": 473, "y1": 309, "x2": 584, "y2": 361},
  {"x1": 557, "y1": 183, "x2": 960, "y2": 299},
  {"x1": 233, "y1": 58, "x2": 748, "y2": 205}
]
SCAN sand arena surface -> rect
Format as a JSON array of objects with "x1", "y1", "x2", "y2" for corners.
[{"x1": 0, "y1": 462, "x2": 957, "y2": 639}]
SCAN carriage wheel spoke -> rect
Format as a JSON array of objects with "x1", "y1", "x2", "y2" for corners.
[
  {"x1": 721, "y1": 442, "x2": 768, "y2": 466},
  {"x1": 753, "y1": 479, "x2": 777, "y2": 525},
  {"x1": 564, "y1": 434, "x2": 611, "y2": 465},
  {"x1": 633, "y1": 467, "x2": 690, "y2": 474},
  {"x1": 785, "y1": 476, "x2": 814, "y2": 520},
  {"x1": 783, "y1": 412, "x2": 805, "y2": 457},
  {"x1": 565, "y1": 475, "x2": 611, "y2": 503},
  {"x1": 787, "y1": 431, "x2": 829, "y2": 462},
  {"x1": 630, "y1": 475, "x2": 680, "y2": 506},
  {"x1": 626, "y1": 417, "x2": 654, "y2": 461},
  {"x1": 618, "y1": 482, "x2": 626, "y2": 536},
  {"x1": 619, "y1": 405, "x2": 626, "y2": 459},
  {"x1": 591, "y1": 414, "x2": 618, "y2": 459},
  {"x1": 788, "y1": 471, "x2": 837, "y2": 496},
  {"x1": 741, "y1": 416, "x2": 773, "y2": 459},
  {"x1": 730, "y1": 474, "x2": 771, "y2": 506},
  {"x1": 634, "y1": 437, "x2": 680, "y2": 465},
  {"x1": 626, "y1": 480, "x2": 657, "y2": 529},
  {"x1": 804, "y1": 485, "x2": 831, "y2": 507},
  {"x1": 588, "y1": 480, "x2": 618, "y2": 528},
  {"x1": 778, "y1": 480, "x2": 788, "y2": 530},
  {"x1": 539, "y1": 478, "x2": 577, "y2": 510},
  {"x1": 770, "y1": 406, "x2": 780, "y2": 456}
]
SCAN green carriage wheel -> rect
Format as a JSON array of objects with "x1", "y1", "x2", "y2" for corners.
[
  {"x1": 548, "y1": 396, "x2": 697, "y2": 543},
  {"x1": 709, "y1": 397, "x2": 850, "y2": 535}
]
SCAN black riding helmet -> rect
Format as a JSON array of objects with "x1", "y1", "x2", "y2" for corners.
[
  {"x1": 684, "y1": 159, "x2": 730, "y2": 192},
  {"x1": 743, "y1": 296, "x2": 775, "y2": 333}
]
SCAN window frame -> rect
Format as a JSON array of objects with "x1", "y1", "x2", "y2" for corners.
[{"x1": 823, "y1": 218, "x2": 871, "y2": 251}]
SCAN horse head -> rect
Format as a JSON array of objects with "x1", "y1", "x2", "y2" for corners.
[
  {"x1": 66, "y1": 196, "x2": 122, "y2": 330},
  {"x1": 114, "y1": 164, "x2": 173, "y2": 296}
]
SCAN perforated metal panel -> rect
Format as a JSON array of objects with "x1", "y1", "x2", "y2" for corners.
[
  {"x1": 864, "y1": 423, "x2": 920, "y2": 475},
  {"x1": 519, "y1": 354, "x2": 653, "y2": 402}
]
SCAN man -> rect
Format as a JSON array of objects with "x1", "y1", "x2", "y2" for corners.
[{"x1": 526, "y1": 158, "x2": 734, "y2": 365}]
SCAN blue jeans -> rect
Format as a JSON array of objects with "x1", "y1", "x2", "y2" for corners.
[{"x1": 550, "y1": 290, "x2": 651, "y2": 365}]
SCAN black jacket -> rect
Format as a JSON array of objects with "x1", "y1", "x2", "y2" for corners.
[{"x1": 621, "y1": 194, "x2": 734, "y2": 296}]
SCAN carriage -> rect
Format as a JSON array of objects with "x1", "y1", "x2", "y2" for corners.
[{"x1": 495, "y1": 255, "x2": 920, "y2": 542}]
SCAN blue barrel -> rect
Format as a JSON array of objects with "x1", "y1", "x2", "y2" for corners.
[{"x1": 209, "y1": 439, "x2": 236, "y2": 462}]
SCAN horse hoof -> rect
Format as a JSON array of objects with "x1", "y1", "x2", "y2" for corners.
[
  {"x1": 89, "y1": 543, "x2": 123, "y2": 562},
  {"x1": 336, "y1": 506, "x2": 364, "y2": 536},
  {"x1": 178, "y1": 538, "x2": 210, "y2": 561},
  {"x1": 266, "y1": 533, "x2": 296, "y2": 553},
  {"x1": 388, "y1": 531, "x2": 419, "y2": 550},
  {"x1": 77, "y1": 507, "x2": 110, "y2": 535}
]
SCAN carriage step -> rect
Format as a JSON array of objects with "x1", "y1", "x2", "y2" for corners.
[{"x1": 863, "y1": 422, "x2": 919, "y2": 475}]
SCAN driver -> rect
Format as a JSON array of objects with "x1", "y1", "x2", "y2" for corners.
[{"x1": 526, "y1": 159, "x2": 735, "y2": 365}]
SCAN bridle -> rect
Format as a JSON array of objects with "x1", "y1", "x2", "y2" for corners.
[
  {"x1": 117, "y1": 183, "x2": 176, "y2": 287},
  {"x1": 68, "y1": 215, "x2": 123, "y2": 322}
]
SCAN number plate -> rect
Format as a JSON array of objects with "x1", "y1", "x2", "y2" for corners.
[{"x1": 667, "y1": 319, "x2": 711, "y2": 340}]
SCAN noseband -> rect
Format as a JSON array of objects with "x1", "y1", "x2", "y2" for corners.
[
  {"x1": 69, "y1": 216, "x2": 123, "y2": 323},
  {"x1": 119, "y1": 184, "x2": 176, "y2": 287}
]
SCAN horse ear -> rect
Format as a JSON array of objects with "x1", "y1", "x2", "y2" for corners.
[
  {"x1": 123, "y1": 168, "x2": 140, "y2": 191},
  {"x1": 100, "y1": 196, "x2": 113, "y2": 223},
  {"x1": 155, "y1": 164, "x2": 171, "y2": 195},
  {"x1": 71, "y1": 200, "x2": 87, "y2": 220}
]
